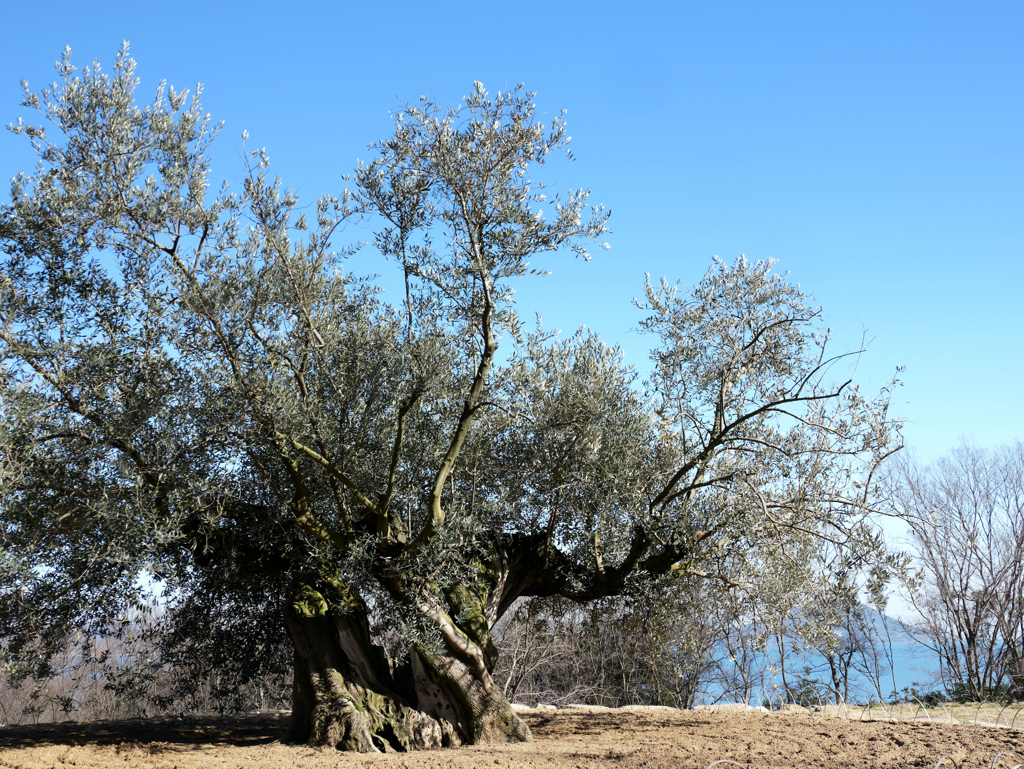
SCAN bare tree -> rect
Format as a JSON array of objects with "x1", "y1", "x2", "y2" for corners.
[
  {"x1": 493, "y1": 579, "x2": 725, "y2": 709},
  {"x1": 891, "y1": 441, "x2": 1024, "y2": 701}
]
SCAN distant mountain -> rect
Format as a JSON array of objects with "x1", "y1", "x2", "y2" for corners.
[
  {"x1": 859, "y1": 604, "x2": 916, "y2": 644},
  {"x1": 768, "y1": 604, "x2": 918, "y2": 645}
]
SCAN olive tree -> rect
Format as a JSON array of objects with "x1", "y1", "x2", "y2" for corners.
[{"x1": 0, "y1": 45, "x2": 902, "y2": 751}]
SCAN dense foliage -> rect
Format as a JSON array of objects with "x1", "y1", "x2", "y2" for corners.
[{"x1": 1, "y1": 45, "x2": 903, "y2": 750}]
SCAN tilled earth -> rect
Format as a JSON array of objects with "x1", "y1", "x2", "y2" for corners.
[{"x1": 1, "y1": 706, "x2": 1022, "y2": 768}]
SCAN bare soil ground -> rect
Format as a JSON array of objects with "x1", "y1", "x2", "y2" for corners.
[{"x1": 1, "y1": 706, "x2": 1022, "y2": 769}]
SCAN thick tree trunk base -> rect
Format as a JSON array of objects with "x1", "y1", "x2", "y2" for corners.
[
  {"x1": 292, "y1": 684, "x2": 447, "y2": 751},
  {"x1": 285, "y1": 592, "x2": 530, "y2": 752},
  {"x1": 286, "y1": 599, "x2": 445, "y2": 751}
]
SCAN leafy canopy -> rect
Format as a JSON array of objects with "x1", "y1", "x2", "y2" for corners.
[{"x1": 1, "y1": 45, "x2": 902, "y2": 691}]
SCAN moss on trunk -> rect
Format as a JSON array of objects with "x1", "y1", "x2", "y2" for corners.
[{"x1": 284, "y1": 585, "x2": 530, "y2": 752}]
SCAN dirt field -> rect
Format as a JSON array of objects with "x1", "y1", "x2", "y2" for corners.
[{"x1": 1, "y1": 706, "x2": 1022, "y2": 769}]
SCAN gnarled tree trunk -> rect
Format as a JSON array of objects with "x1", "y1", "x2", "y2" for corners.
[{"x1": 284, "y1": 584, "x2": 530, "y2": 752}]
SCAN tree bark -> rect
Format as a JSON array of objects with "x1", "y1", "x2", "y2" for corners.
[
  {"x1": 285, "y1": 589, "x2": 443, "y2": 752},
  {"x1": 410, "y1": 645, "x2": 531, "y2": 744},
  {"x1": 284, "y1": 584, "x2": 530, "y2": 752}
]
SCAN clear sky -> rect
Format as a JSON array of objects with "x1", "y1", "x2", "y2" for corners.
[{"x1": 1, "y1": 0, "x2": 1021, "y2": 464}]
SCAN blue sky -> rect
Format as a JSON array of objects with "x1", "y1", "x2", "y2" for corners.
[{"x1": 1, "y1": 0, "x2": 1021, "y2": 463}]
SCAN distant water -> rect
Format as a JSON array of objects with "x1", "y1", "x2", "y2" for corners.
[
  {"x1": 700, "y1": 641, "x2": 941, "y2": 706},
  {"x1": 809, "y1": 641, "x2": 941, "y2": 701}
]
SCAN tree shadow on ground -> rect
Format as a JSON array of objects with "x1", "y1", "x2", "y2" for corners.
[{"x1": 0, "y1": 712, "x2": 289, "y2": 749}]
